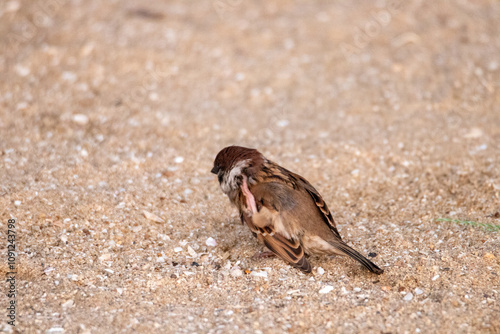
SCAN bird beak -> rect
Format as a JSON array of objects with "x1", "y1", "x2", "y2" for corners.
[{"x1": 211, "y1": 166, "x2": 220, "y2": 174}]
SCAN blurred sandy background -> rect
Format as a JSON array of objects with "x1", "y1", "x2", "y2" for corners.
[{"x1": 1, "y1": 0, "x2": 499, "y2": 333}]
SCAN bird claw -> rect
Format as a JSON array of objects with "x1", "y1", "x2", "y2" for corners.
[{"x1": 252, "y1": 251, "x2": 276, "y2": 259}]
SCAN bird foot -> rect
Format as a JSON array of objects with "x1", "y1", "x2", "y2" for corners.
[{"x1": 252, "y1": 251, "x2": 276, "y2": 259}]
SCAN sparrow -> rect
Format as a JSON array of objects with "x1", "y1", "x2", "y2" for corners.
[{"x1": 211, "y1": 145, "x2": 384, "y2": 274}]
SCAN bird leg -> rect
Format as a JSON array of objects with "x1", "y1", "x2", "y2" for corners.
[{"x1": 252, "y1": 251, "x2": 276, "y2": 259}]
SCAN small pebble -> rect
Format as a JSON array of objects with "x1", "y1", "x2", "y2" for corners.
[
  {"x1": 46, "y1": 328, "x2": 65, "y2": 334},
  {"x1": 143, "y1": 210, "x2": 165, "y2": 223},
  {"x1": 99, "y1": 253, "x2": 111, "y2": 261},
  {"x1": 403, "y1": 292, "x2": 414, "y2": 301},
  {"x1": 319, "y1": 285, "x2": 334, "y2": 294},
  {"x1": 61, "y1": 300, "x2": 74, "y2": 309},
  {"x1": 464, "y1": 128, "x2": 483, "y2": 139},
  {"x1": 174, "y1": 156, "x2": 184, "y2": 163},
  {"x1": 15, "y1": 64, "x2": 30, "y2": 77},
  {"x1": 72, "y1": 114, "x2": 89, "y2": 125},
  {"x1": 277, "y1": 119, "x2": 289, "y2": 127},
  {"x1": 316, "y1": 267, "x2": 325, "y2": 276},
  {"x1": 475, "y1": 144, "x2": 487, "y2": 151},
  {"x1": 205, "y1": 237, "x2": 217, "y2": 247},
  {"x1": 6, "y1": 1, "x2": 21, "y2": 13},
  {"x1": 62, "y1": 71, "x2": 77, "y2": 82},
  {"x1": 250, "y1": 270, "x2": 268, "y2": 278},
  {"x1": 187, "y1": 246, "x2": 197, "y2": 257},
  {"x1": 14, "y1": 200, "x2": 21, "y2": 206},
  {"x1": 415, "y1": 288, "x2": 423, "y2": 295},
  {"x1": 174, "y1": 247, "x2": 183, "y2": 252},
  {"x1": 16, "y1": 101, "x2": 28, "y2": 110},
  {"x1": 488, "y1": 61, "x2": 499, "y2": 71},
  {"x1": 432, "y1": 275, "x2": 440, "y2": 281},
  {"x1": 44, "y1": 267, "x2": 55, "y2": 275},
  {"x1": 353, "y1": 287, "x2": 361, "y2": 292},
  {"x1": 230, "y1": 267, "x2": 243, "y2": 277}
]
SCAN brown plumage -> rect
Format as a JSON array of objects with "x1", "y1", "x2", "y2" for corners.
[{"x1": 211, "y1": 145, "x2": 384, "y2": 274}]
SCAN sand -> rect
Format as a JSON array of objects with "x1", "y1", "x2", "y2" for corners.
[{"x1": 0, "y1": 0, "x2": 499, "y2": 333}]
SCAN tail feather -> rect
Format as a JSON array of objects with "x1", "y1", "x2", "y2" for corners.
[{"x1": 335, "y1": 242, "x2": 384, "y2": 275}]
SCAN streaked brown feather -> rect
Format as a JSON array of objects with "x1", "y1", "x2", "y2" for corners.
[
  {"x1": 241, "y1": 211, "x2": 311, "y2": 273},
  {"x1": 257, "y1": 162, "x2": 342, "y2": 239},
  {"x1": 250, "y1": 162, "x2": 383, "y2": 275}
]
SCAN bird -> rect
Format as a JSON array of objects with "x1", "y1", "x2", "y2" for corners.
[{"x1": 211, "y1": 145, "x2": 384, "y2": 274}]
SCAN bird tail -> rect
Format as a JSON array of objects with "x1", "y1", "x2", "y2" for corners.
[{"x1": 334, "y1": 241, "x2": 384, "y2": 275}]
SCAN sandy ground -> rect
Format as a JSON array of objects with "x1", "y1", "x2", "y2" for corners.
[{"x1": 1, "y1": 0, "x2": 500, "y2": 333}]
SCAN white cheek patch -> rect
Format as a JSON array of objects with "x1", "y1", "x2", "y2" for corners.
[
  {"x1": 220, "y1": 178, "x2": 232, "y2": 193},
  {"x1": 220, "y1": 160, "x2": 249, "y2": 193}
]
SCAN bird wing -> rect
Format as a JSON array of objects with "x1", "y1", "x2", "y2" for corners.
[
  {"x1": 247, "y1": 181, "x2": 384, "y2": 275},
  {"x1": 241, "y1": 182, "x2": 311, "y2": 273},
  {"x1": 276, "y1": 166, "x2": 342, "y2": 240}
]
